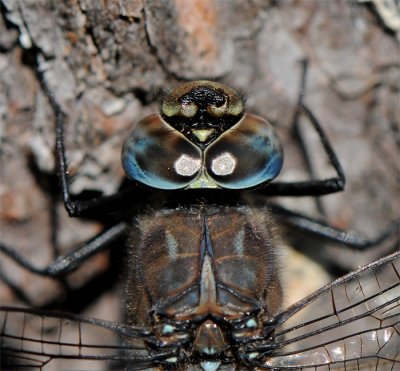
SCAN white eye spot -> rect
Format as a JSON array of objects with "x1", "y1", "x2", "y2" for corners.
[
  {"x1": 248, "y1": 352, "x2": 259, "y2": 359},
  {"x1": 165, "y1": 356, "x2": 178, "y2": 363},
  {"x1": 174, "y1": 154, "x2": 201, "y2": 176},
  {"x1": 211, "y1": 152, "x2": 236, "y2": 176}
]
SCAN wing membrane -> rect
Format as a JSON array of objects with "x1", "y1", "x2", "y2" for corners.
[
  {"x1": 261, "y1": 251, "x2": 400, "y2": 370},
  {"x1": 0, "y1": 307, "x2": 169, "y2": 370}
]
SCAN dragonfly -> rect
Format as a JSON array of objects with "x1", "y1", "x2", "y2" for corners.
[{"x1": 1, "y1": 61, "x2": 399, "y2": 370}]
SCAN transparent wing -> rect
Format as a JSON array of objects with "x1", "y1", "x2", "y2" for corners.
[
  {"x1": 0, "y1": 307, "x2": 172, "y2": 371},
  {"x1": 260, "y1": 251, "x2": 400, "y2": 371}
]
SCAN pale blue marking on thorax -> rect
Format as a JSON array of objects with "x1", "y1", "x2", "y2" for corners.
[
  {"x1": 233, "y1": 228, "x2": 245, "y2": 255},
  {"x1": 165, "y1": 231, "x2": 178, "y2": 260}
]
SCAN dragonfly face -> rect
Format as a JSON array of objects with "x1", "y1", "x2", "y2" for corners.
[{"x1": 121, "y1": 81, "x2": 283, "y2": 190}]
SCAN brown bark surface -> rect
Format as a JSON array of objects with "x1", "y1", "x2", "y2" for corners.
[{"x1": 0, "y1": 0, "x2": 399, "y2": 319}]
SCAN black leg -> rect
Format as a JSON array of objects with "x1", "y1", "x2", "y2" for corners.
[
  {"x1": 256, "y1": 60, "x2": 346, "y2": 197},
  {"x1": 0, "y1": 222, "x2": 127, "y2": 277},
  {"x1": 36, "y1": 68, "x2": 146, "y2": 218},
  {"x1": 271, "y1": 203, "x2": 399, "y2": 250}
]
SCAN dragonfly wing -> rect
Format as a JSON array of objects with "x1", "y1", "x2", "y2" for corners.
[
  {"x1": 259, "y1": 252, "x2": 399, "y2": 370},
  {"x1": 0, "y1": 307, "x2": 167, "y2": 371}
]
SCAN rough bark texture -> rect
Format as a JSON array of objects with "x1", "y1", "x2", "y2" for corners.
[{"x1": 0, "y1": 0, "x2": 399, "y2": 321}]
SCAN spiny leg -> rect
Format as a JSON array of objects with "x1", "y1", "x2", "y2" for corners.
[
  {"x1": 271, "y1": 203, "x2": 399, "y2": 251},
  {"x1": 258, "y1": 59, "x2": 346, "y2": 197},
  {"x1": 36, "y1": 66, "x2": 144, "y2": 218},
  {"x1": 0, "y1": 222, "x2": 127, "y2": 277},
  {"x1": 0, "y1": 64, "x2": 150, "y2": 302},
  {"x1": 0, "y1": 220, "x2": 126, "y2": 307},
  {"x1": 264, "y1": 61, "x2": 398, "y2": 254}
]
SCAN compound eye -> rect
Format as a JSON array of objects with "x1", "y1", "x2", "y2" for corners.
[
  {"x1": 207, "y1": 100, "x2": 227, "y2": 117},
  {"x1": 122, "y1": 114, "x2": 201, "y2": 189},
  {"x1": 180, "y1": 102, "x2": 198, "y2": 117},
  {"x1": 204, "y1": 113, "x2": 283, "y2": 189}
]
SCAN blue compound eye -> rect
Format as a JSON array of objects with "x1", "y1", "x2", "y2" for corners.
[
  {"x1": 121, "y1": 113, "x2": 283, "y2": 190},
  {"x1": 203, "y1": 114, "x2": 283, "y2": 189},
  {"x1": 121, "y1": 114, "x2": 201, "y2": 190}
]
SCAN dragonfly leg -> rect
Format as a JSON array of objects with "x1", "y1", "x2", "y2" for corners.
[
  {"x1": 258, "y1": 60, "x2": 345, "y2": 197},
  {"x1": 272, "y1": 203, "x2": 399, "y2": 250},
  {"x1": 0, "y1": 222, "x2": 127, "y2": 277},
  {"x1": 37, "y1": 67, "x2": 147, "y2": 218}
]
